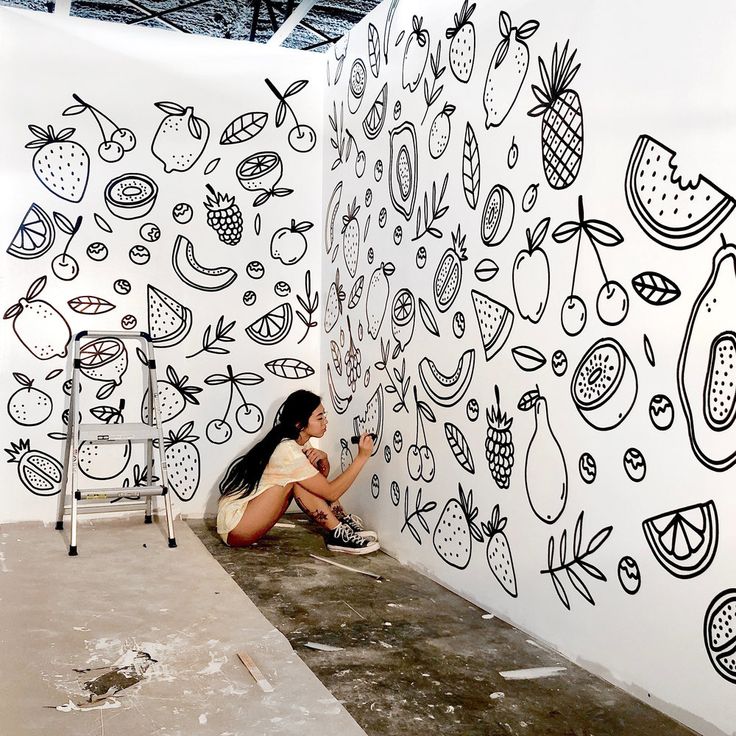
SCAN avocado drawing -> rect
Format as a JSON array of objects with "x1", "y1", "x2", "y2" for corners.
[{"x1": 677, "y1": 237, "x2": 736, "y2": 471}]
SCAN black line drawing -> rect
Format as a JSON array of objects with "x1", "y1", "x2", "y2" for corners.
[
  {"x1": 371, "y1": 473, "x2": 380, "y2": 498},
  {"x1": 571, "y1": 338, "x2": 638, "y2": 431},
  {"x1": 94, "y1": 213, "x2": 112, "y2": 234},
  {"x1": 461, "y1": 122, "x2": 480, "y2": 210},
  {"x1": 121, "y1": 315, "x2": 137, "y2": 331},
  {"x1": 445, "y1": 422, "x2": 475, "y2": 474},
  {"x1": 63, "y1": 93, "x2": 136, "y2": 162},
  {"x1": 483, "y1": 11, "x2": 539, "y2": 127},
  {"x1": 173, "y1": 202, "x2": 193, "y2": 224},
  {"x1": 141, "y1": 365, "x2": 201, "y2": 424},
  {"x1": 483, "y1": 504, "x2": 518, "y2": 597},
  {"x1": 344, "y1": 316, "x2": 361, "y2": 392},
  {"x1": 643, "y1": 501, "x2": 718, "y2": 579},
  {"x1": 433, "y1": 224, "x2": 466, "y2": 313},
  {"x1": 511, "y1": 346, "x2": 546, "y2": 372},
  {"x1": 402, "y1": 486, "x2": 437, "y2": 545},
  {"x1": 433, "y1": 483, "x2": 483, "y2": 569},
  {"x1": 341, "y1": 199, "x2": 361, "y2": 277},
  {"x1": 3, "y1": 276, "x2": 71, "y2": 360},
  {"x1": 186, "y1": 316, "x2": 236, "y2": 359},
  {"x1": 79, "y1": 401, "x2": 131, "y2": 480},
  {"x1": 348, "y1": 275, "x2": 364, "y2": 310},
  {"x1": 243, "y1": 291, "x2": 256, "y2": 307},
  {"x1": 270, "y1": 219, "x2": 312, "y2": 266},
  {"x1": 86, "y1": 242, "x2": 108, "y2": 262},
  {"x1": 393, "y1": 430, "x2": 403, "y2": 453},
  {"x1": 147, "y1": 284, "x2": 192, "y2": 348},
  {"x1": 474, "y1": 258, "x2": 498, "y2": 282},
  {"x1": 481, "y1": 184, "x2": 514, "y2": 246},
  {"x1": 389, "y1": 122, "x2": 418, "y2": 220},
  {"x1": 164, "y1": 421, "x2": 201, "y2": 502},
  {"x1": 172, "y1": 235, "x2": 237, "y2": 292},
  {"x1": 325, "y1": 181, "x2": 343, "y2": 254},
  {"x1": 402, "y1": 15, "x2": 430, "y2": 92},
  {"x1": 551, "y1": 349, "x2": 568, "y2": 377},
  {"x1": 485, "y1": 385, "x2": 513, "y2": 489},
  {"x1": 7, "y1": 203, "x2": 55, "y2": 260},
  {"x1": 471, "y1": 289, "x2": 513, "y2": 361},
  {"x1": 507, "y1": 137, "x2": 518, "y2": 169},
  {"x1": 347, "y1": 59, "x2": 367, "y2": 114},
  {"x1": 129, "y1": 244, "x2": 150, "y2": 265},
  {"x1": 219, "y1": 111, "x2": 268, "y2": 145},
  {"x1": 295, "y1": 270, "x2": 319, "y2": 344},
  {"x1": 522, "y1": 183, "x2": 539, "y2": 213},
  {"x1": 678, "y1": 236, "x2": 736, "y2": 471},
  {"x1": 519, "y1": 387, "x2": 567, "y2": 524},
  {"x1": 643, "y1": 334, "x2": 656, "y2": 367},
  {"x1": 255, "y1": 214, "x2": 262, "y2": 236},
  {"x1": 383, "y1": 0, "x2": 399, "y2": 65},
  {"x1": 67, "y1": 296, "x2": 115, "y2": 315},
  {"x1": 324, "y1": 269, "x2": 345, "y2": 334},
  {"x1": 623, "y1": 447, "x2": 646, "y2": 482},
  {"x1": 391, "y1": 288, "x2": 416, "y2": 353},
  {"x1": 340, "y1": 438, "x2": 353, "y2": 472},
  {"x1": 327, "y1": 363, "x2": 352, "y2": 415},
  {"x1": 368, "y1": 22, "x2": 381, "y2": 77},
  {"x1": 375, "y1": 338, "x2": 410, "y2": 413},
  {"x1": 104, "y1": 173, "x2": 158, "y2": 220},
  {"x1": 408, "y1": 386, "x2": 436, "y2": 481},
  {"x1": 204, "y1": 184, "x2": 243, "y2": 245},
  {"x1": 421, "y1": 40, "x2": 446, "y2": 124},
  {"x1": 625, "y1": 135, "x2": 734, "y2": 249},
  {"x1": 375, "y1": 162, "x2": 384, "y2": 184},
  {"x1": 204, "y1": 158, "x2": 220, "y2": 175},
  {"x1": 467, "y1": 398, "x2": 479, "y2": 422},
  {"x1": 363, "y1": 82, "x2": 388, "y2": 141},
  {"x1": 513, "y1": 217, "x2": 551, "y2": 323},
  {"x1": 204, "y1": 364, "x2": 264, "y2": 444},
  {"x1": 703, "y1": 588, "x2": 736, "y2": 684},
  {"x1": 265, "y1": 78, "x2": 316, "y2": 153},
  {"x1": 5, "y1": 439, "x2": 62, "y2": 496},
  {"x1": 446, "y1": 1, "x2": 476, "y2": 83},
  {"x1": 649, "y1": 394, "x2": 674, "y2": 431},
  {"x1": 51, "y1": 212, "x2": 82, "y2": 281},
  {"x1": 7, "y1": 373, "x2": 53, "y2": 427},
  {"x1": 26, "y1": 124, "x2": 89, "y2": 202},
  {"x1": 553, "y1": 196, "x2": 627, "y2": 335},
  {"x1": 236, "y1": 150, "x2": 293, "y2": 207},
  {"x1": 333, "y1": 33, "x2": 349, "y2": 85},
  {"x1": 579, "y1": 452, "x2": 596, "y2": 484},
  {"x1": 416, "y1": 245, "x2": 427, "y2": 269},
  {"x1": 265, "y1": 358, "x2": 315, "y2": 380},
  {"x1": 394, "y1": 226, "x2": 403, "y2": 245},
  {"x1": 528, "y1": 41, "x2": 583, "y2": 189},
  {"x1": 328, "y1": 102, "x2": 357, "y2": 171},
  {"x1": 428, "y1": 102, "x2": 454, "y2": 160},
  {"x1": 366, "y1": 261, "x2": 395, "y2": 339},
  {"x1": 541, "y1": 511, "x2": 612, "y2": 610},
  {"x1": 140, "y1": 223, "x2": 160, "y2": 242},
  {"x1": 246, "y1": 261, "x2": 264, "y2": 279},
  {"x1": 631, "y1": 271, "x2": 681, "y2": 306},
  {"x1": 245, "y1": 304, "x2": 293, "y2": 346},
  {"x1": 453, "y1": 312, "x2": 465, "y2": 338},
  {"x1": 151, "y1": 101, "x2": 209, "y2": 173},
  {"x1": 419, "y1": 348, "x2": 475, "y2": 408},
  {"x1": 352, "y1": 384, "x2": 384, "y2": 458},
  {"x1": 78, "y1": 337, "x2": 128, "y2": 400},
  {"x1": 113, "y1": 279, "x2": 131, "y2": 295},
  {"x1": 617, "y1": 557, "x2": 641, "y2": 595},
  {"x1": 394, "y1": 99, "x2": 402, "y2": 120},
  {"x1": 418, "y1": 297, "x2": 440, "y2": 337}
]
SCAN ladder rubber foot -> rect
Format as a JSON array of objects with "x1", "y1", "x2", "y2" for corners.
[
  {"x1": 168, "y1": 538, "x2": 177, "y2": 548},
  {"x1": 144, "y1": 515, "x2": 153, "y2": 524},
  {"x1": 68, "y1": 546, "x2": 78, "y2": 556},
  {"x1": 55, "y1": 521, "x2": 64, "y2": 530}
]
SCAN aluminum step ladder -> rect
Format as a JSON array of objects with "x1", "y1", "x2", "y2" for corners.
[{"x1": 55, "y1": 331, "x2": 177, "y2": 555}]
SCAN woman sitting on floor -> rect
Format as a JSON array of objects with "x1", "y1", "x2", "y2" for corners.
[{"x1": 217, "y1": 389, "x2": 379, "y2": 555}]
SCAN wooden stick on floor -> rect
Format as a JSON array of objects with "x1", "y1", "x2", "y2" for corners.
[{"x1": 237, "y1": 651, "x2": 274, "y2": 693}]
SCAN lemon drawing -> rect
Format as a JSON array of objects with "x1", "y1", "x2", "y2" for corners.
[
  {"x1": 79, "y1": 337, "x2": 128, "y2": 385},
  {"x1": 7, "y1": 203, "x2": 55, "y2": 259},
  {"x1": 362, "y1": 83, "x2": 388, "y2": 140},
  {"x1": 245, "y1": 303, "x2": 293, "y2": 346},
  {"x1": 236, "y1": 151, "x2": 282, "y2": 192}
]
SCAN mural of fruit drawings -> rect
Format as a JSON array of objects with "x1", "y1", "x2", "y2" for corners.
[
  {"x1": 480, "y1": 184, "x2": 514, "y2": 247},
  {"x1": 434, "y1": 226, "x2": 466, "y2": 313},
  {"x1": 622, "y1": 447, "x2": 646, "y2": 482},
  {"x1": 347, "y1": 58, "x2": 367, "y2": 114},
  {"x1": 414, "y1": 173, "x2": 450, "y2": 241},
  {"x1": 151, "y1": 101, "x2": 209, "y2": 173},
  {"x1": 204, "y1": 184, "x2": 243, "y2": 245},
  {"x1": 407, "y1": 386, "x2": 435, "y2": 481},
  {"x1": 174, "y1": 201, "x2": 195, "y2": 224},
  {"x1": 77, "y1": 337, "x2": 127, "y2": 400},
  {"x1": 518, "y1": 387, "x2": 567, "y2": 524},
  {"x1": 327, "y1": 362, "x2": 352, "y2": 416},
  {"x1": 551, "y1": 349, "x2": 567, "y2": 377},
  {"x1": 204, "y1": 365, "x2": 264, "y2": 445},
  {"x1": 703, "y1": 588, "x2": 736, "y2": 684},
  {"x1": 236, "y1": 150, "x2": 293, "y2": 207},
  {"x1": 78, "y1": 402, "x2": 131, "y2": 480},
  {"x1": 402, "y1": 15, "x2": 430, "y2": 93},
  {"x1": 433, "y1": 483, "x2": 483, "y2": 570},
  {"x1": 391, "y1": 288, "x2": 416, "y2": 353},
  {"x1": 677, "y1": 238, "x2": 736, "y2": 471},
  {"x1": 147, "y1": 284, "x2": 192, "y2": 348},
  {"x1": 367, "y1": 22, "x2": 381, "y2": 78},
  {"x1": 511, "y1": 346, "x2": 546, "y2": 372},
  {"x1": 624, "y1": 135, "x2": 735, "y2": 249},
  {"x1": 164, "y1": 421, "x2": 201, "y2": 502},
  {"x1": 446, "y1": 1, "x2": 476, "y2": 83},
  {"x1": 507, "y1": 137, "x2": 518, "y2": 169},
  {"x1": 8, "y1": 203, "x2": 55, "y2": 260},
  {"x1": 444, "y1": 421, "x2": 474, "y2": 474},
  {"x1": 5, "y1": 438, "x2": 62, "y2": 496},
  {"x1": 471, "y1": 290, "x2": 513, "y2": 362},
  {"x1": 219, "y1": 111, "x2": 268, "y2": 145},
  {"x1": 26, "y1": 124, "x2": 90, "y2": 202},
  {"x1": 528, "y1": 40, "x2": 583, "y2": 189},
  {"x1": 402, "y1": 485, "x2": 437, "y2": 545},
  {"x1": 389, "y1": 122, "x2": 418, "y2": 220},
  {"x1": 186, "y1": 315, "x2": 236, "y2": 359},
  {"x1": 486, "y1": 385, "x2": 514, "y2": 490},
  {"x1": 521, "y1": 182, "x2": 539, "y2": 213},
  {"x1": 474, "y1": 258, "x2": 498, "y2": 283},
  {"x1": 365, "y1": 261, "x2": 395, "y2": 339},
  {"x1": 270, "y1": 219, "x2": 313, "y2": 266},
  {"x1": 49, "y1": 212, "x2": 83, "y2": 281},
  {"x1": 264, "y1": 358, "x2": 315, "y2": 380},
  {"x1": 172, "y1": 235, "x2": 237, "y2": 292},
  {"x1": 617, "y1": 556, "x2": 641, "y2": 595},
  {"x1": 105, "y1": 173, "x2": 158, "y2": 220},
  {"x1": 141, "y1": 365, "x2": 202, "y2": 424},
  {"x1": 341, "y1": 199, "x2": 361, "y2": 277},
  {"x1": 483, "y1": 504, "x2": 518, "y2": 598},
  {"x1": 7, "y1": 373, "x2": 53, "y2": 426},
  {"x1": 643, "y1": 501, "x2": 718, "y2": 580},
  {"x1": 428, "y1": 102, "x2": 454, "y2": 159},
  {"x1": 344, "y1": 316, "x2": 362, "y2": 392},
  {"x1": 246, "y1": 303, "x2": 293, "y2": 347},
  {"x1": 649, "y1": 394, "x2": 674, "y2": 431},
  {"x1": 265, "y1": 78, "x2": 316, "y2": 154},
  {"x1": 419, "y1": 348, "x2": 475, "y2": 408},
  {"x1": 420, "y1": 40, "x2": 446, "y2": 124},
  {"x1": 578, "y1": 452, "x2": 596, "y2": 484},
  {"x1": 353, "y1": 384, "x2": 384, "y2": 458},
  {"x1": 363, "y1": 82, "x2": 388, "y2": 141},
  {"x1": 484, "y1": 11, "x2": 539, "y2": 128},
  {"x1": 513, "y1": 217, "x2": 551, "y2": 323},
  {"x1": 631, "y1": 271, "x2": 681, "y2": 306}
]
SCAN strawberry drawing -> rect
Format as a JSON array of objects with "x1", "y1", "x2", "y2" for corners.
[
  {"x1": 428, "y1": 102, "x2": 455, "y2": 159},
  {"x1": 324, "y1": 269, "x2": 345, "y2": 334},
  {"x1": 402, "y1": 15, "x2": 430, "y2": 93},
  {"x1": 483, "y1": 11, "x2": 539, "y2": 128},
  {"x1": 141, "y1": 365, "x2": 202, "y2": 424},
  {"x1": 25, "y1": 124, "x2": 90, "y2": 202},
  {"x1": 164, "y1": 421, "x2": 201, "y2": 501},
  {"x1": 341, "y1": 198, "x2": 361, "y2": 278},
  {"x1": 432, "y1": 483, "x2": 483, "y2": 569},
  {"x1": 482, "y1": 504, "x2": 518, "y2": 597},
  {"x1": 446, "y1": 1, "x2": 476, "y2": 83}
]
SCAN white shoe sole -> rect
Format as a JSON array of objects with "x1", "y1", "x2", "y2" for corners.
[
  {"x1": 358, "y1": 531, "x2": 379, "y2": 542},
  {"x1": 325, "y1": 541, "x2": 380, "y2": 555}
]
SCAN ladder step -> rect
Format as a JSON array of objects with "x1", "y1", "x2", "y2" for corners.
[
  {"x1": 63, "y1": 502, "x2": 150, "y2": 515},
  {"x1": 75, "y1": 486, "x2": 165, "y2": 500},
  {"x1": 78, "y1": 423, "x2": 159, "y2": 442}
]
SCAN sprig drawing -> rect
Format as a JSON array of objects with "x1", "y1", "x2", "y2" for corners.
[
  {"x1": 374, "y1": 337, "x2": 410, "y2": 412},
  {"x1": 421, "y1": 40, "x2": 446, "y2": 124},
  {"x1": 402, "y1": 486, "x2": 437, "y2": 544},
  {"x1": 186, "y1": 316, "x2": 236, "y2": 358},
  {"x1": 329, "y1": 101, "x2": 351, "y2": 171},
  {"x1": 296, "y1": 270, "x2": 319, "y2": 344},
  {"x1": 413, "y1": 173, "x2": 449, "y2": 241}
]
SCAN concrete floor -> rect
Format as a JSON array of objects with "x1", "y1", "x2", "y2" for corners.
[
  {"x1": 189, "y1": 516, "x2": 697, "y2": 736},
  {"x1": 0, "y1": 518, "x2": 366, "y2": 736}
]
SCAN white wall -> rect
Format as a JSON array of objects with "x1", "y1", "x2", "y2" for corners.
[
  {"x1": 0, "y1": 8, "x2": 324, "y2": 521},
  {"x1": 320, "y1": 1, "x2": 736, "y2": 735}
]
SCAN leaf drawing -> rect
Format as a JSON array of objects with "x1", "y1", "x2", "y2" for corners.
[
  {"x1": 418, "y1": 298, "x2": 440, "y2": 337},
  {"x1": 631, "y1": 271, "x2": 681, "y2": 305},
  {"x1": 186, "y1": 316, "x2": 236, "y2": 358},
  {"x1": 462, "y1": 123, "x2": 480, "y2": 210},
  {"x1": 444, "y1": 422, "x2": 475, "y2": 474},
  {"x1": 67, "y1": 296, "x2": 115, "y2": 314},
  {"x1": 402, "y1": 485, "x2": 437, "y2": 544},
  {"x1": 368, "y1": 23, "x2": 381, "y2": 77},
  {"x1": 220, "y1": 112, "x2": 268, "y2": 144},
  {"x1": 265, "y1": 358, "x2": 315, "y2": 379}
]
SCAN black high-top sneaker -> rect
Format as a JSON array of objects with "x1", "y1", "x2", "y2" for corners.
[
  {"x1": 325, "y1": 522, "x2": 380, "y2": 555},
  {"x1": 340, "y1": 513, "x2": 378, "y2": 542}
]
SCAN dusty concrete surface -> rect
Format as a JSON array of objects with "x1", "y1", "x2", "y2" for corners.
[
  {"x1": 189, "y1": 516, "x2": 698, "y2": 736},
  {"x1": 0, "y1": 518, "x2": 366, "y2": 736}
]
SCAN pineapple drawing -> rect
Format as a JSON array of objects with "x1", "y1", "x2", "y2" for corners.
[
  {"x1": 485, "y1": 384, "x2": 514, "y2": 489},
  {"x1": 528, "y1": 41, "x2": 584, "y2": 190},
  {"x1": 204, "y1": 184, "x2": 243, "y2": 245}
]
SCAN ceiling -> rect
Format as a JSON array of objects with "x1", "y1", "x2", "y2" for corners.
[{"x1": 0, "y1": 0, "x2": 381, "y2": 51}]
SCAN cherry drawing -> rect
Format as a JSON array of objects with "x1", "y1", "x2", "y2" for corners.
[{"x1": 204, "y1": 364, "x2": 264, "y2": 444}]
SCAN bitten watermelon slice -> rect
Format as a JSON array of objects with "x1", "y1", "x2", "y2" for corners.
[
  {"x1": 147, "y1": 285, "x2": 192, "y2": 348},
  {"x1": 625, "y1": 135, "x2": 735, "y2": 249},
  {"x1": 353, "y1": 385, "x2": 383, "y2": 457},
  {"x1": 471, "y1": 290, "x2": 513, "y2": 361}
]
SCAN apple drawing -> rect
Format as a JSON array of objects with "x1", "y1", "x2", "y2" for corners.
[
  {"x1": 270, "y1": 219, "x2": 313, "y2": 265},
  {"x1": 513, "y1": 218, "x2": 551, "y2": 323}
]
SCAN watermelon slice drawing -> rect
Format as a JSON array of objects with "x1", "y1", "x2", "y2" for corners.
[
  {"x1": 147, "y1": 285, "x2": 192, "y2": 348},
  {"x1": 625, "y1": 135, "x2": 735, "y2": 249},
  {"x1": 352, "y1": 385, "x2": 383, "y2": 457},
  {"x1": 471, "y1": 290, "x2": 513, "y2": 361}
]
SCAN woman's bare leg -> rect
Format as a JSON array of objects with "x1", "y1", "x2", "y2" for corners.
[
  {"x1": 226, "y1": 484, "x2": 293, "y2": 547},
  {"x1": 292, "y1": 484, "x2": 341, "y2": 531}
]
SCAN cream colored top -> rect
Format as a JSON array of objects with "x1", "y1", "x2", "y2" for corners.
[{"x1": 216, "y1": 438, "x2": 318, "y2": 544}]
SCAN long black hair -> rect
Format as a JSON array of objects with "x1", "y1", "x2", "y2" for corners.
[{"x1": 219, "y1": 390, "x2": 322, "y2": 499}]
